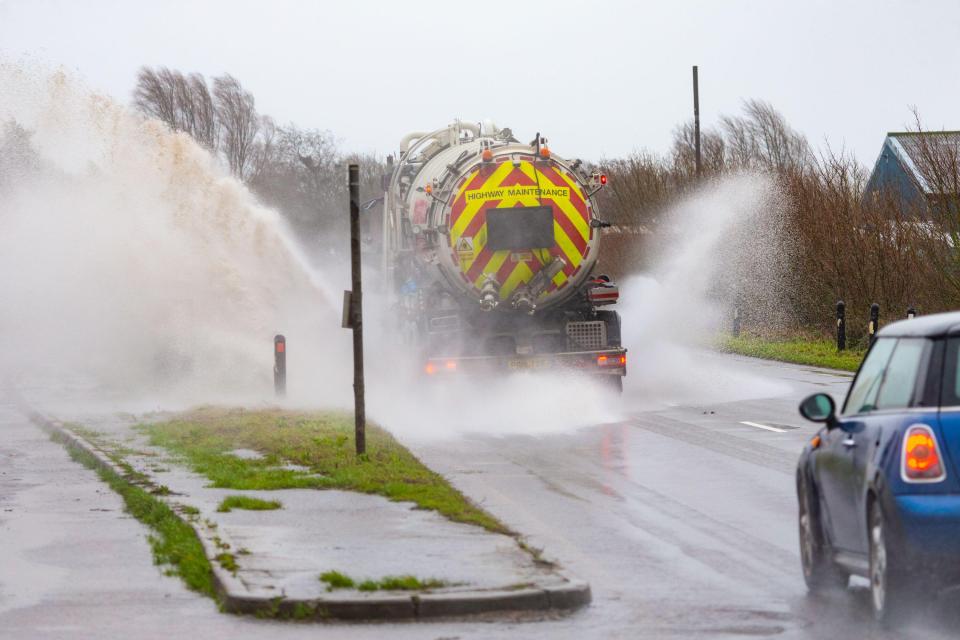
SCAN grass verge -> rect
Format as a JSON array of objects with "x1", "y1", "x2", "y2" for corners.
[
  {"x1": 50, "y1": 431, "x2": 215, "y2": 597},
  {"x1": 320, "y1": 570, "x2": 447, "y2": 592},
  {"x1": 139, "y1": 408, "x2": 508, "y2": 534},
  {"x1": 718, "y1": 334, "x2": 865, "y2": 372},
  {"x1": 217, "y1": 495, "x2": 282, "y2": 513}
]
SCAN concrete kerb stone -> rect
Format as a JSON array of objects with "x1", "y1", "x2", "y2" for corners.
[{"x1": 15, "y1": 400, "x2": 592, "y2": 621}]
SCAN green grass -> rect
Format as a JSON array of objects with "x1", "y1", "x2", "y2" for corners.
[
  {"x1": 321, "y1": 571, "x2": 446, "y2": 592},
  {"x1": 376, "y1": 575, "x2": 447, "y2": 591},
  {"x1": 718, "y1": 334, "x2": 866, "y2": 372},
  {"x1": 216, "y1": 495, "x2": 282, "y2": 513},
  {"x1": 319, "y1": 570, "x2": 355, "y2": 590},
  {"x1": 50, "y1": 432, "x2": 215, "y2": 597},
  {"x1": 138, "y1": 408, "x2": 508, "y2": 534},
  {"x1": 215, "y1": 552, "x2": 238, "y2": 573}
]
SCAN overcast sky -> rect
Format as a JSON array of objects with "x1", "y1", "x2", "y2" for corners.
[{"x1": 2, "y1": 0, "x2": 958, "y2": 166}]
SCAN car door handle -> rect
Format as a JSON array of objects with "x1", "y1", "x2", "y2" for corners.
[{"x1": 842, "y1": 437, "x2": 856, "y2": 448}]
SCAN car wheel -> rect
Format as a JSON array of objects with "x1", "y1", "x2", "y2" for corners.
[
  {"x1": 869, "y1": 502, "x2": 915, "y2": 624},
  {"x1": 798, "y1": 477, "x2": 847, "y2": 592}
]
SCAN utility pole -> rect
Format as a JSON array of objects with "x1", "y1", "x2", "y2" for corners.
[
  {"x1": 693, "y1": 65, "x2": 702, "y2": 180},
  {"x1": 348, "y1": 164, "x2": 366, "y2": 455}
]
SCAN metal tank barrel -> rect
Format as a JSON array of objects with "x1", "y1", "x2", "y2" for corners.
[{"x1": 385, "y1": 122, "x2": 603, "y2": 315}]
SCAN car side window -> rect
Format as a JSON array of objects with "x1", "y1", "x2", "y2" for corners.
[
  {"x1": 874, "y1": 338, "x2": 929, "y2": 410},
  {"x1": 842, "y1": 338, "x2": 896, "y2": 415},
  {"x1": 940, "y1": 338, "x2": 960, "y2": 406}
]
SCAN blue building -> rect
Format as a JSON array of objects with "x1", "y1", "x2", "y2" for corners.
[{"x1": 864, "y1": 131, "x2": 960, "y2": 216}]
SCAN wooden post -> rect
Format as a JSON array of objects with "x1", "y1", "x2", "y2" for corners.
[{"x1": 348, "y1": 164, "x2": 366, "y2": 456}]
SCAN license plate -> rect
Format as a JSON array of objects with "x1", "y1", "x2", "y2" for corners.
[{"x1": 509, "y1": 358, "x2": 550, "y2": 370}]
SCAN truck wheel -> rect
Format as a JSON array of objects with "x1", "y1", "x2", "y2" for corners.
[
  {"x1": 599, "y1": 375, "x2": 623, "y2": 394},
  {"x1": 595, "y1": 310, "x2": 621, "y2": 348},
  {"x1": 798, "y1": 477, "x2": 847, "y2": 593}
]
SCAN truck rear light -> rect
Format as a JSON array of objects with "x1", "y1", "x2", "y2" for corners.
[
  {"x1": 587, "y1": 285, "x2": 619, "y2": 306},
  {"x1": 597, "y1": 354, "x2": 624, "y2": 367},
  {"x1": 902, "y1": 425, "x2": 946, "y2": 482},
  {"x1": 425, "y1": 360, "x2": 456, "y2": 374}
]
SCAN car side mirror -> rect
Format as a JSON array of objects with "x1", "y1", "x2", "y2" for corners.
[{"x1": 799, "y1": 393, "x2": 837, "y2": 427}]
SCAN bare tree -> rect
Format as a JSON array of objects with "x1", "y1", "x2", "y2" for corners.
[
  {"x1": 213, "y1": 74, "x2": 260, "y2": 180},
  {"x1": 721, "y1": 100, "x2": 811, "y2": 173},
  {"x1": 133, "y1": 67, "x2": 218, "y2": 151},
  {"x1": 133, "y1": 67, "x2": 179, "y2": 129},
  {"x1": 181, "y1": 73, "x2": 218, "y2": 150},
  {"x1": 0, "y1": 120, "x2": 41, "y2": 193},
  {"x1": 670, "y1": 121, "x2": 726, "y2": 180}
]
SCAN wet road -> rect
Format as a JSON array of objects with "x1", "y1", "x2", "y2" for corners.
[{"x1": 3, "y1": 353, "x2": 959, "y2": 639}]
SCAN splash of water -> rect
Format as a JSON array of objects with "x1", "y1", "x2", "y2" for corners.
[
  {"x1": 0, "y1": 63, "x2": 789, "y2": 434},
  {"x1": 618, "y1": 175, "x2": 792, "y2": 409},
  {"x1": 0, "y1": 63, "x2": 350, "y2": 408}
]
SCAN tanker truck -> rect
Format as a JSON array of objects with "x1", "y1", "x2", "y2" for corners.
[{"x1": 379, "y1": 121, "x2": 626, "y2": 391}]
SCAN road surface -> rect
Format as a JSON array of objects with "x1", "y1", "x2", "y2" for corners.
[{"x1": 2, "y1": 352, "x2": 957, "y2": 639}]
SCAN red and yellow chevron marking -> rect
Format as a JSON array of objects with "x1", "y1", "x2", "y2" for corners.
[{"x1": 448, "y1": 158, "x2": 592, "y2": 301}]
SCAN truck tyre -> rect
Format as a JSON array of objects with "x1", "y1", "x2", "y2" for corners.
[
  {"x1": 595, "y1": 310, "x2": 621, "y2": 348},
  {"x1": 598, "y1": 375, "x2": 623, "y2": 394}
]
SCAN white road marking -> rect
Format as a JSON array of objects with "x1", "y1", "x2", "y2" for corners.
[{"x1": 740, "y1": 421, "x2": 788, "y2": 433}]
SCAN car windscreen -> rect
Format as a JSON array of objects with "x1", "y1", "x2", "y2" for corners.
[
  {"x1": 874, "y1": 338, "x2": 930, "y2": 410},
  {"x1": 842, "y1": 337, "x2": 932, "y2": 415},
  {"x1": 842, "y1": 338, "x2": 895, "y2": 414}
]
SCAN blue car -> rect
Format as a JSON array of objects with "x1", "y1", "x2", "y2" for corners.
[{"x1": 797, "y1": 311, "x2": 960, "y2": 623}]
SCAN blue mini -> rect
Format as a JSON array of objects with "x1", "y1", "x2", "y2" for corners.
[{"x1": 797, "y1": 311, "x2": 960, "y2": 624}]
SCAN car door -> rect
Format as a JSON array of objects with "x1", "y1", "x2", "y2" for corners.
[
  {"x1": 816, "y1": 416, "x2": 864, "y2": 551},
  {"x1": 846, "y1": 337, "x2": 936, "y2": 553},
  {"x1": 816, "y1": 338, "x2": 896, "y2": 552}
]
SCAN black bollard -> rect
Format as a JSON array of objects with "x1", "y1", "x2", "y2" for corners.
[
  {"x1": 869, "y1": 303, "x2": 880, "y2": 346},
  {"x1": 907, "y1": 306, "x2": 917, "y2": 320},
  {"x1": 836, "y1": 300, "x2": 846, "y2": 351},
  {"x1": 274, "y1": 334, "x2": 286, "y2": 397}
]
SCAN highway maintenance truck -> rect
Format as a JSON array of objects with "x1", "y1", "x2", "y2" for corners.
[{"x1": 379, "y1": 121, "x2": 626, "y2": 391}]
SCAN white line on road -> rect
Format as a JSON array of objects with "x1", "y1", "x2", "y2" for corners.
[{"x1": 740, "y1": 421, "x2": 789, "y2": 433}]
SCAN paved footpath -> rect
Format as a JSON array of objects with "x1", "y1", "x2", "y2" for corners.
[
  {"x1": 0, "y1": 397, "x2": 585, "y2": 639},
  {"x1": 0, "y1": 400, "x2": 229, "y2": 639}
]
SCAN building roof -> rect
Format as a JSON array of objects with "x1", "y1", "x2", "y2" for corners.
[{"x1": 883, "y1": 131, "x2": 960, "y2": 195}]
